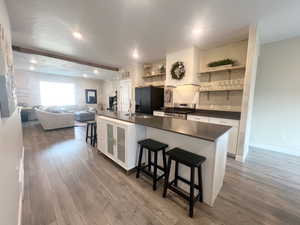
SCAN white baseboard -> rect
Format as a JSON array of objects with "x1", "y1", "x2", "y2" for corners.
[
  {"x1": 18, "y1": 147, "x2": 24, "y2": 225},
  {"x1": 250, "y1": 143, "x2": 300, "y2": 157}
]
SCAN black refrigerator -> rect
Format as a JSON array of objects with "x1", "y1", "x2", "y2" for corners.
[{"x1": 135, "y1": 86, "x2": 164, "y2": 114}]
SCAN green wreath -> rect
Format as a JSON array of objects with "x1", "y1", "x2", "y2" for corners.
[{"x1": 171, "y1": 61, "x2": 185, "y2": 80}]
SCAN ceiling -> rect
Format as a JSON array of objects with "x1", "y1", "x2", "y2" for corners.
[
  {"x1": 13, "y1": 51, "x2": 120, "y2": 80},
  {"x1": 5, "y1": 0, "x2": 300, "y2": 68}
]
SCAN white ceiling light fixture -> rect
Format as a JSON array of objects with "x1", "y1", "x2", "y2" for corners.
[
  {"x1": 132, "y1": 49, "x2": 139, "y2": 59},
  {"x1": 192, "y1": 28, "x2": 202, "y2": 36},
  {"x1": 73, "y1": 31, "x2": 83, "y2": 40},
  {"x1": 29, "y1": 65, "x2": 35, "y2": 71},
  {"x1": 93, "y1": 69, "x2": 99, "y2": 74},
  {"x1": 83, "y1": 74, "x2": 88, "y2": 78},
  {"x1": 30, "y1": 59, "x2": 37, "y2": 64}
]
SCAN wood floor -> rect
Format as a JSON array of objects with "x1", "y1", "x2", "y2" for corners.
[{"x1": 22, "y1": 123, "x2": 300, "y2": 225}]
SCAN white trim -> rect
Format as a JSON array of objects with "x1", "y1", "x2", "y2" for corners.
[
  {"x1": 18, "y1": 147, "x2": 24, "y2": 225},
  {"x1": 250, "y1": 143, "x2": 300, "y2": 157}
]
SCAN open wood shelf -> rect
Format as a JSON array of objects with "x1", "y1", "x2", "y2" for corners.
[
  {"x1": 198, "y1": 65, "x2": 245, "y2": 75},
  {"x1": 142, "y1": 73, "x2": 166, "y2": 78},
  {"x1": 135, "y1": 84, "x2": 165, "y2": 88},
  {"x1": 197, "y1": 106, "x2": 241, "y2": 112},
  {"x1": 199, "y1": 87, "x2": 243, "y2": 92}
]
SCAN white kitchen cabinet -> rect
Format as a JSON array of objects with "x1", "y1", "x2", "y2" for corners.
[
  {"x1": 97, "y1": 116, "x2": 146, "y2": 170},
  {"x1": 153, "y1": 111, "x2": 165, "y2": 117},
  {"x1": 187, "y1": 115, "x2": 240, "y2": 156},
  {"x1": 187, "y1": 115, "x2": 209, "y2": 123},
  {"x1": 208, "y1": 117, "x2": 239, "y2": 127}
]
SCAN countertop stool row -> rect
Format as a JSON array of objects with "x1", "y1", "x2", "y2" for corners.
[{"x1": 136, "y1": 138, "x2": 206, "y2": 218}]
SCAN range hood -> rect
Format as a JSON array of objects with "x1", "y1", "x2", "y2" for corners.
[{"x1": 165, "y1": 46, "x2": 200, "y2": 87}]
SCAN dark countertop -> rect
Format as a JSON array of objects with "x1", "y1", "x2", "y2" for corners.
[
  {"x1": 97, "y1": 111, "x2": 231, "y2": 142},
  {"x1": 190, "y1": 110, "x2": 241, "y2": 120},
  {"x1": 155, "y1": 109, "x2": 241, "y2": 120}
]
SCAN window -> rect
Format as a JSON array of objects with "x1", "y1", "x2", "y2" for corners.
[{"x1": 40, "y1": 81, "x2": 75, "y2": 106}]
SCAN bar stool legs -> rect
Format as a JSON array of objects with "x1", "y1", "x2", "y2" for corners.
[
  {"x1": 136, "y1": 146, "x2": 144, "y2": 179},
  {"x1": 162, "y1": 148, "x2": 206, "y2": 218},
  {"x1": 163, "y1": 157, "x2": 172, "y2": 198},
  {"x1": 148, "y1": 150, "x2": 151, "y2": 172},
  {"x1": 198, "y1": 166, "x2": 203, "y2": 202},
  {"x1": 136, "y1": 139, "x2": 168, "y2": 191},
  {"x1": 189, "y1": 167, "x2": 195, "y2": 217},
  {"x1": 86, "y1": 121, "x2": 97, "y2": 147},
  {"x1": 153, "y1": 151, "x2": 158, "y2": 190},
  {"x1": 92, "y1": 123, "x2": 97, "y2": 147}
]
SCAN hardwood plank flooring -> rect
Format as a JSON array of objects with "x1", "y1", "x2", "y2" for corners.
[{"x1": 22, "y1": 123, "x2": 300, "y2": 225}]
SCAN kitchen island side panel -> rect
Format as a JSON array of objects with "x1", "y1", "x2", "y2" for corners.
[{"x1": 145, "y1": 127, "x2": 229, "y2": 206}]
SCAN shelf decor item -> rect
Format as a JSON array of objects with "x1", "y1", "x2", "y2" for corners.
[
  {"x1": 207, "y1": 58, "x2": 234, "y2": 67},
  {"x1": 171, "y1": 61, "x2": 185, "y2": 80},
  {"x1": 159, "y1": 64, "x2": 166, "y2": 73}
]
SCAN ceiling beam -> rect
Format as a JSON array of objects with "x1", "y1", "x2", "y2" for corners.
[{"x1": 12, "y1": 45, "x2": 119, "y2": 72}]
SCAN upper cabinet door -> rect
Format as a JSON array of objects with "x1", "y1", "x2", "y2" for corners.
[
  {"x1": 106, "y1": 123, "x2": 115, "y2": 157},
  {"x1": 116, "y1": 126, "x2": 126, "y2": 164}
]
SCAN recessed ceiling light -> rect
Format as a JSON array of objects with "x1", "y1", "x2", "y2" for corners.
[
  {"x1": 30, "y1": 59, "x2": 37, "y2": 64},
  {"x1": 83, "y1": 74, "x2": 88, "y2": 78},
  {"x1": 132, "y1": 49, "x2": 139, "y2": 59},
  {"x1": 73, "y1": 31, "x2": 83, "y2": 40},
  {"x1": 192, "y1": 28, "x2": 202, "y2": 36},
  {"x1": 93, "y1": 69, "x2": 99, "y2": 74},
  {"x1": 29, "y1": 66, "x2": 35, "y2": 71}
]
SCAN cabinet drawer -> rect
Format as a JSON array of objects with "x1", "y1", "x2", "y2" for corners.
[
  {"x1": 153, "y1": 111, "x2": 165, "y2": 117},
  {"x1": 208, "y1": 117, "x2": 239, "y2": 127},
  {"x1": 187, "y1": 115, "x2": 209, "y2": 123}
]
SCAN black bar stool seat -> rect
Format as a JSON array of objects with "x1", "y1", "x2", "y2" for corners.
[
  {"x1": 163, "y1": 147, "x2": 206, "y2": 217},
  {"x1": 138, "y1": 139, "x2": 168, "y2": 151},
  {"x1": 166, "y1": 148, "x2": 206, "y2": 167},
  {"x1": 136, "y1": 138, "x2": 168, "y2": 191}
]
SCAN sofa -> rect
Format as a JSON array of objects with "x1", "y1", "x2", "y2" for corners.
[
  {"x1": 35, "y1": 108, "x2": 75, "y2": 130},
  {"x1": 74, "y1": 111, "x2": 95, "y2": 122}
]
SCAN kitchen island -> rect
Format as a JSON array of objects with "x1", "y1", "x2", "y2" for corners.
[{"x1": 96, "y1": 111, "x2": 231, "y2": 206}]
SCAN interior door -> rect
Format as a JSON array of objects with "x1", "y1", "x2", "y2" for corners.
[
  {"x1": 116, "y1": 126, "x2": 126, "y2": 165},
  {"x1": 106, "y1": 122, "x2": 115, "y2": 157},
  {"x1": 119, "y1": 80, "x2": 132, "y2": 113}
]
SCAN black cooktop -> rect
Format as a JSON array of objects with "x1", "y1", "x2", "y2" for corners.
[{"x1": 162, "y1": 107, "x2": 196, "y2": 114}]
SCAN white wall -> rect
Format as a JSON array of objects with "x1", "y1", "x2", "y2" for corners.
[
  {"x1": 250, "y1": 36, "x2": 300, "y2": 156},
  {"x1": 199, "y1": 40, "x2": 248, "y2": 71},
  {"x1": 236, "y1": 25, "x2": 260, "y2": 162},
  {"x1": 100, "y1": 79, "x2": 119, "y2": 109},
  {"x1": 169, "y1": 41, "x2": 248, "y2": 108},
  {"x1": 0, "y1": 1, "x2": 23, "y2": 225},
  {"x1": 0, "y1": 109, "x2": 23, "y2": 225},
  {"x1": 14, "y1": 70, "x2": 103, "y2": 107}
]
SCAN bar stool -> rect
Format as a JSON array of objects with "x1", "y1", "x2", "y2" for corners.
[
  {"x1": 136, "y1": 138, "x2": 168, "y2": 191},
  {"x1": 163, "y1": 147, "x2": 206, "y2": 217},
  {"x1": 86, "y1": 121, "x2": 97, "y2": 147}
]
